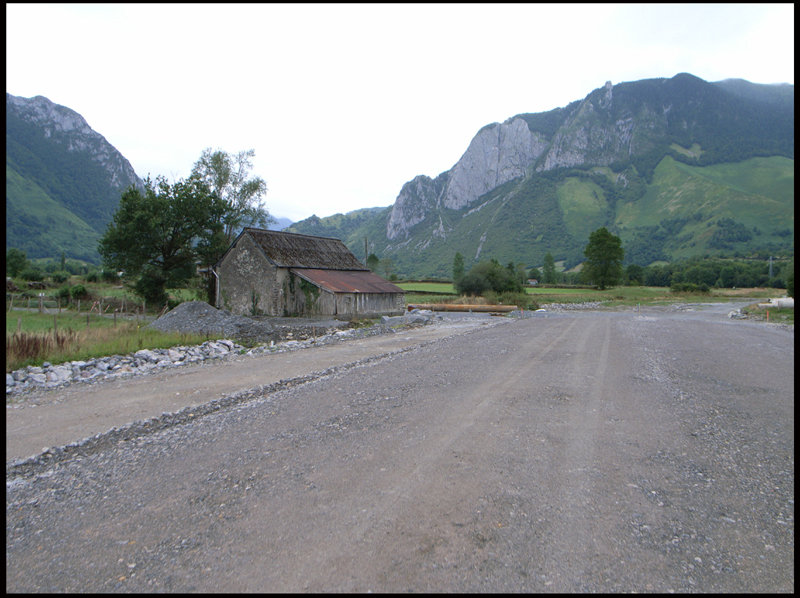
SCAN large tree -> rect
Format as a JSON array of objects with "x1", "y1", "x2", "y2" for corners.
[
  {"x1": 6, "y1": 248, "x2": 29, "y2": 277},
  {"x1": 452, "y1": 252, "x2": 465, "y2": 282},
  {"x1": 542, "y1": 252, "x2": 558, "y2": 284},
  {"x1": 99, "y1": 176, "x2": 228, "y2": 304},
  {"x1": 191, "y1": 148, "x2": 274, "y2": 243},
  {"x1": 582, "y1": 227, "x2": 625, "y2": 290}
]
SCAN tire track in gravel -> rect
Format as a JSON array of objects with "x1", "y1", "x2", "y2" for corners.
[{"x1": 282, "y1": 318, "x2": 583, "y2": 590}]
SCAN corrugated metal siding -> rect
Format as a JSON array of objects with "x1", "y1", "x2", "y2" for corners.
[
  {"x1": 245, "y1": 228, "x2": 368, "y2": 270},
  {"x1": 290, "y1": 269, "x2": 406, "y2": 294}
]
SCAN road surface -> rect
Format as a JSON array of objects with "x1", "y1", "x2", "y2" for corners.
[{"x1": 6, "y1": 306, "x2": 794, "y2": 592}]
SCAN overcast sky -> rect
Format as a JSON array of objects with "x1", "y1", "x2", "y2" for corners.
[{"x1": 6, "y1": 4, "x2": 795, "y2": 223}]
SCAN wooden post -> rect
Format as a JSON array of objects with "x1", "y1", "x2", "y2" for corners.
[
  {"x1": 39, "y1": 294, "x2": 43, "y2": 314},
  {"x1": 17, "y1": 317, "x2": 21, "y2": 333},
  {"x1": 58, "y1": 297, "x2": 61, "y2": 314},
  {"x1": 7, "y1": 293, "x2": 12, "y2": 314},
  {"x1": 114, "y1": 310, "x2": 117, "y2": 327},
  {"x1": 54, "y1": 314, "x2": 58, "y2": 335},
  {"x1": 87, "y1": 314, "x2": 90, "y2": 330},
  {"x1": 77, "y1": 299, "x2": 80, "y2": 314}
]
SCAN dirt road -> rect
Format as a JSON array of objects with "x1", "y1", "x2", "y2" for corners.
[{"x1": 6, "y1": 306, "x2": 794, "y2": 592}]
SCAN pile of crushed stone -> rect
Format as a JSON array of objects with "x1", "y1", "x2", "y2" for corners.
[{"x1": 147, "y1": 301, "x2": 347, "y2": 344}]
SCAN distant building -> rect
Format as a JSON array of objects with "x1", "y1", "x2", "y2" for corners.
[
  {"x1": 527, "y1": 279, "x2": 539, "y2": 286},
  {"x1": 214, "y1": 228, "x2": 405, "y2": 318}
]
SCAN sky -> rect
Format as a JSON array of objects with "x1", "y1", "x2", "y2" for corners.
[{"x1": 6, "y1": 4, "x2": 795, "y2": 223}]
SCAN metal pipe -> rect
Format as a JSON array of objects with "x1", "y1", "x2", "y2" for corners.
[
  {"x1": 212, "y1": 268, "x2": 220, "y2": 309},
  {"x1": 407, "y1": 303, "x2": 518, "y2": 313}
]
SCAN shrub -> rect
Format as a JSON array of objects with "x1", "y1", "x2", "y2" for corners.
[
  {"x1": 134, "y1": 268, "x2": 169, "y2": 305},
  {"x1": 50, "y1": 270, "x2": 70, "y2": 284},
  {"x1": 101, "y1": 269, "x2": 120, "y2": 283},
  {"x1": 55, "y1": 286, "x2": 73, "y2": 300},
  {"x1": 6, "y1": 248, "x2": 29, "y2": 277},
  {"x1": 84, "y1": 271, "x2": 100, "y2": 283},
  {"x1": 20, "y1": 268, "x2": 44, "y2": 282},
  {"x1": 70, "y1": 284, "x2": 89, "y2": 300}
]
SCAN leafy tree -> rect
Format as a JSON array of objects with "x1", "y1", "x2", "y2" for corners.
[
  {"x1": 70, "y1": 284, "x2": 88, "y2": 300},
  {"x1": 625, "y1": 264, "x2": 644, "y2": 285},
  {"x1": 582, "y1": 227, "x2": 624, "y2": 290},
  {"x1": 453, "y1": 252, "x2": 465, "y2": 282},
  {"x1": 527, "y1": 267, "x2": 542, "y2": 282},
  {"x1": 366, "y1": 253, "x2": 379, "y2": 272},
  {"x1": 379, "y1": 257, "x2": 395, "y2": 279},
  {"x1": 542, "y1": 253, "x2": 557, "y2": 284},
  {"x1": 191, "y1": 148, "x2": 274, "y2": 243},
  {"x1": 454, "y1": 259, "x2": 523, "y2": 296},
  {"x1": 20, "y1": 267, "x2": 43, "y2": 281},
  {"x1": 50, "y1": 271, "x2": 70, "y2": 284},
  {"x1": 6, "y1": 248, "x2": 29, "y2": 277},
  {"x1": 99, "y1": 176, "x2": 228, "y2": 306}
]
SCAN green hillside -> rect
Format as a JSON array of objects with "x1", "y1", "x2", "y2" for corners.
[
  {"x1": 289, "y1": 154, "x2": 793, "y2": 277},
  {"x1": 6, "y1": 164, "x2": 103, "y2": 262}
]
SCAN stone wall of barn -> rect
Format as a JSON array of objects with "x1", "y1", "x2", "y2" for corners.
[{"x1": 216, "y1": 234, "x2": 282, "y2": 316}]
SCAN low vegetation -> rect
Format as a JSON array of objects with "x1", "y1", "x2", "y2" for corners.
[{"x1": 6, "y1": 311, "x2": 224, "y2": 372}]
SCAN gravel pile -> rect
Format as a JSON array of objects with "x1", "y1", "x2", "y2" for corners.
[{"x1": 148, "y1": 301, "x2": 286, "y2": 343}]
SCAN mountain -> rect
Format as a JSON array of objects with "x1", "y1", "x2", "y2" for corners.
[
  {"x1": 6, "y1": 93, "x2": 144, "y2": 262},
  {"x1": 268, "y1": 217, "x2": 294, "y2": 231},
  {"x1": 288, "y1": 73, "x2": 793, "y2": 277}
]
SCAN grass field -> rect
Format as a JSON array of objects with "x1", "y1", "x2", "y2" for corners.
[
  {"x1": 399, "y1": 282, "x2": 779, "y2": 309},
  {"x1": 6, "y1": 310, "x2": 224, "y2": 371}
]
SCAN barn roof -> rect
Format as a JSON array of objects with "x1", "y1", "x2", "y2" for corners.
[
  {"x1": 238, "y1": 228, "x2": 369, "y2": 270},
  {"x1": 290, "y1": 269, "x2": 406, "y2": 295}
]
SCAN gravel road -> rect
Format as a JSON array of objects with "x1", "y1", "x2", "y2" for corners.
[{"x1": 6, "y1": 305, "x2": 794, "y2": 592}]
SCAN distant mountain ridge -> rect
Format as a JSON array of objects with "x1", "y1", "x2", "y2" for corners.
[
  {"x1": 287, "y1": 73, "x2": 793, "y2": 277},
  {"x1": 6, "y1": 93, "x2": 144, "y2": 262}
]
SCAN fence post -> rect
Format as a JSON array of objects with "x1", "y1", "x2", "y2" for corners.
[
  {"x1": 18, "y1": 317, "x2": 21, "y2": 333},
  {"x1": 7, "y1": 294, "x2": 12, "y2": 314},
  {"x1": 58, "y1": 297, "x2": 61, "y2": 314},
  {"x1": 114, "y1": 310, "x2": 117, "y2": 327},
  {"x1": 54, "y1": 313, "x2": 58, "y2": 335},
  {"x1": 77, "y1": 299, "x2": 80, "y2": 314},
  {"x1": 39, "y1": 294, "x2": 43, "y2": 314},
  {"x1": 87, "y1": 314, "x2": 90, "y2": 330}
]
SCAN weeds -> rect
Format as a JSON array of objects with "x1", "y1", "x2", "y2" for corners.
[{"x1": 6, "y1": 319, "x2": 224, "y2": 372}]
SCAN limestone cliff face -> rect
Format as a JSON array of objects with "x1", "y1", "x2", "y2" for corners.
[
  {"x1": 536, "y1": 82, "x2": 665, "y2": 172},
  {"x1": 441, "y1": 117, "x2": 548, "y2": 210},
  {"x1": 386, "y1": 172, "x2": 449, "y2": 240},
  {"x1": 386, "y1": 118, "x2": 547, "y2": 240},
  {"x1": 6, "y1": 93, "x2": 143, "y2": 192}
]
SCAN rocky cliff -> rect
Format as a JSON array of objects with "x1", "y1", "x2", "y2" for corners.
[
  {"x1": 383, "y1": 73, "x2": 793, "y2": 246},
  {"x1": 7, "y1": 93, "x2": 143, "y2": 193}
]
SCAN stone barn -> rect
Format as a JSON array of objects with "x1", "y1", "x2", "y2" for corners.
[{"x1": 214, "y1": 228, "x2": 405, "y2": 318}]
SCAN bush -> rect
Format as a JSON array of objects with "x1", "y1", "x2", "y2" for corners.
[
  {"x1": 670, "y1": 282, "x2": 710, "y2": 294},
  {"x1": 55, "y1": 286, "x2": 73, "y2": 300},
  {"x1": 50, "y1": 270, "x2": 70, "y2": 284},
  {"x1": 6, "y1": 248, "x2": 29, "y2": 277},
  {"x1": 101, "y1": 269, "x2": 120, "y2": 283},
  {"x1": 70, "y1": 284, "x2": 89, "y2": 300},
  {"x1": 20, "y1": 268, "x2": 44, "y2": 282},
  {"x1": 84, "y1": 271, "x2": 100, "y2": 283},
  {"x1": 134, "y1": 268, "x2": 169, "y2": 305}
]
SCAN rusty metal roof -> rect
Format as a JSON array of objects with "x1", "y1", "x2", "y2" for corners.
[
  {"x1": 290, "y1": 269, "x2": 406, "y2": 295},
  {"x1": 242, "y1": 228, "x2": 368, "y2": 270}
]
